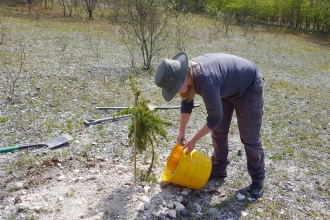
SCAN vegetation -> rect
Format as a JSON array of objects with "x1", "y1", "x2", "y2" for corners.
[
  {"x1": 117, "y1": 75, "x2": 170, "y2": 180},
  {"x1": 120, "y1": 0, "x2": 173, "y2": 70},
  {"x1": 176, "y1": 0, "x2": 330, "y2": 32}
]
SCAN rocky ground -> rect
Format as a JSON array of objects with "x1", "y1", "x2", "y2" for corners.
[{"x1": 0, "y1": 8, "x2": 330, "y2": 220}]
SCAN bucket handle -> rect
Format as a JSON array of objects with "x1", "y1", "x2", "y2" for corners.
[
  {"x1": 182, "y1": 148, "x2": 193, "y2": 162},
  {"x1": 181, "y1": 139, "x2": 194, "y2": 161}
]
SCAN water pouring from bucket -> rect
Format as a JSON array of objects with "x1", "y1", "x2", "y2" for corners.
[{"x1": 162, "y1": 144, "x2": 212, "y2": 190}]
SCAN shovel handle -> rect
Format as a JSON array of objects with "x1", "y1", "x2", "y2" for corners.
[
  {"x1": 0, "y1": 144, "x2": 47, "y2": 153},
  {"x1": 0, "y1": 146, "x2": 20, "y2": 153}
]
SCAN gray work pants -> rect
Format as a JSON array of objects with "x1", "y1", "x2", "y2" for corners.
[{"x1": 211, "y1": 70, "x2": 265, "y2": 183}]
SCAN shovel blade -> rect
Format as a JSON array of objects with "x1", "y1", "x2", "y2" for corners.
[{"x1": 47, "y1": 134, "x2": 73, "y2": 149}]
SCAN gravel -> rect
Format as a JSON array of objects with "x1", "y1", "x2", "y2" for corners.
[{"x1": 0, "y1": 13, "x2": 329, "y2": 220}]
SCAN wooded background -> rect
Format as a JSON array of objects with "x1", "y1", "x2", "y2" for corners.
[{"x1": 6, "y1": 0, "x2": 330, "y2": 33}]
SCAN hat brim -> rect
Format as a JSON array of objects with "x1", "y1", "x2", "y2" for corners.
[{"x1": 162, "y1": 52, "x2": 189, "y2": 102}]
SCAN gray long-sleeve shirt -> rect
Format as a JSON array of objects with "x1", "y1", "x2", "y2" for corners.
[{"x1": 181, "y1": 53, "x2": 257, "y2": 130}]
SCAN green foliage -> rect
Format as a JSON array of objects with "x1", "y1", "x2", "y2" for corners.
[
  {"x1": 0, "y1": 117, "x2": 9, "y2": 122},
  {"x1": 202, "y1": 0, "x2": 330, "y2": 32},
  {"x1": 137, "y1": 169, "x2": 158, "y2": 183},
  {"x1": 117, "y1": 74, "x2": 170, "y2": 176}
]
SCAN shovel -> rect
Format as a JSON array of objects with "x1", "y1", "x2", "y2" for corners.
[
  {"x1": 83, "y1": 115, "x2": 131, "y2": 126},
  {"x1": 95, "y1": 103, "x2": 200, "y2": 111},
  {"x1": 0, "y1": 133, "x2": 73, "y2": 153}
]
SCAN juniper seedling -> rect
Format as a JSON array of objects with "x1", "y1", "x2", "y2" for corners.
[{"x1": 118, "y1": 74, "x2": 170, "y2": 182}]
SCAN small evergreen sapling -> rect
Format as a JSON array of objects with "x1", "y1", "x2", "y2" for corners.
[{"x1": 118, "y1": 75, "x2": 170, "y2": 182}]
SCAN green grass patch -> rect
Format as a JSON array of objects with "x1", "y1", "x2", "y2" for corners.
[{"x1": 0, "y1": 117, "x2": 9, "y2": 122}]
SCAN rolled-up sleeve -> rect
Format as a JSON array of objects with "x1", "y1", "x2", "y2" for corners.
[
  {"x1": 202, "y1": 84, "x2": 223, "y2": 130},
  {"x1": 181, "y1": 99, "x2": 194, "y2": 114}
]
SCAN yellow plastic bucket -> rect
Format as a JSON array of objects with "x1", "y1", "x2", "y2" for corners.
[{"x1": 162, "y1": 144, "x2": 212, "y2": 190}]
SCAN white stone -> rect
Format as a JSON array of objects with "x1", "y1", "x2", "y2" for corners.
[
  {"x1": 12, "y1": 182, "x2": 24, "y2": 190},
  {"x1": 168, "y1": 210, "x2": 176, "y2": 218},
  {"x1": 32, "y1": 206, "x2": 43, "y2": 211},
  {"x1": 144, "y1": 202, "x2": 151, "y2": 210},
  {"x1": 57, "y1": 175, "x2": 66, "y2": 181},
  {"x1": 16, "y1": 203, "x2": 29, "y2": 210},
  {"x1": 242, "y1": 211, "x2": 249, "y2": 216},
  {"x1": 195, "y1": 204, "x2": 201, "y2": 212},
  {"x1": 162, "y1": 200, "x2": 167, "y2": 207},
  {"x1": 236, "y1": 193, "x2": 245, "y2": 201},
  {"x1": 181, "y1": 191, "x2": 189, "y2": 195},
  {"x1": 144, "y1": 185, "x2": 150, "y2": 193},
  {"x1": 138, "y1": 203, "x2": 145, "y2": 211},
  {"x1": 167, "y1": 202, "x2": 174, "y2": 209},
  {"x1": 174, "y1": 202, "x2": 185, "y2": 211}
]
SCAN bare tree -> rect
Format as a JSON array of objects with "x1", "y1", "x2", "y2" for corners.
[
  {"x1": 82, "y1": 0, "x2": 98, "y2": 19},
  {"x1": 223, "y1": 11, "x2": 235, "y2": 36},
  {"x1": 83, "y1": 23, "x2": 102, "y2": 60},
  {"x1": 120, "y1": 0, "x2": 172, "y2": 70},
  {"x1": 103, "y1": 0, "x2": 125, "y2": 21},
  {"x1": 58, "y1": 0, "x2": 74, "y2": 17},
  {"x1": 0, "y1": 15, "x2": 9, "y2": 45},
  {"x1": 171, "y1": 12, "x2": 192, "y2": 52},
  {"x1": 4, "y1": 39, "x2": 26, "y2": 101}
]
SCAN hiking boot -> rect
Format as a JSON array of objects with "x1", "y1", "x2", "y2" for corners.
[
  {"x1": 208, "y1": 170, "x2": 227, "y2": 180},
  {"x1": 247, "y1": 182, "x2": 264, "y2": 199}
]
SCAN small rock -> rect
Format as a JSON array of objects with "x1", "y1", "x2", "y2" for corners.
[
  {"x1": 160, "y1": 211, "x2": 167, "y2": 215},
  {"x1": 242, "y1": 211, "x2": 249, "y2": 216},
  {"x1": 162, "y1": 200, "x2": 167, "y2": 207},
  {"x1": 167, "y1": 202, "x2": 174, "y2": 209},
  {"x1": 57, "y1": 175, "x2": 66, "y2": 181},
  {"x1": 174, "y1": 202, "x2": 185, "y2": 211},
  {"x1": 195, "y1": 204, "x2": 201, "y2": 212},
  {"x1": 16, "y1": 203, "x2": 29, "y2": 211},
  {"x1": 33, "y1": 206, "x2": 43, "y2": 211},
  {"x1": 236, "y1": 193, "x2": 245, "y2": 201},
  {"x1": 144, "y1": 202, "x2": 151, "y2": 210},
  {"x1": 181, "y1": 191, "x2": 189, "y2": 195},
  {"x1": 256, "y1": 208, "x2": 263, "y2": 213},
  {"x1": 10, "y1": 182, "x2": 24, "y2": 190},
  {"x1": 138, "y1": 203, "x2": 145, "y2": 211},
  {"x1": 168, "y1": 210, "x2": 176, "y2": 218},
  {"x1": 180, "y1": 210, "x2": 191, "y2": 217},
  {"x1": 57, "y1": 197, "x2": 64, "y2": 202}
]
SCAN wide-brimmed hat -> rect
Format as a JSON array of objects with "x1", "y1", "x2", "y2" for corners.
[{"x1": 154, "y1": 52, "x2": 189, "y2": 102}]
